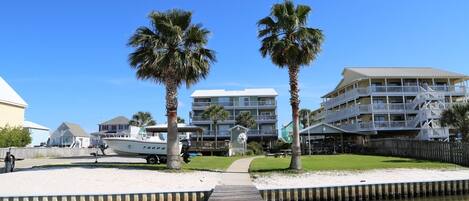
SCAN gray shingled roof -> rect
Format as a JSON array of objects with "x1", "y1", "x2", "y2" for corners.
[
  {"x1": 63, "y1": 122, "x2": 89, "y2": 137},
  {"x1": 100, "y1": 116, "x2": 129, "y2": 125}
]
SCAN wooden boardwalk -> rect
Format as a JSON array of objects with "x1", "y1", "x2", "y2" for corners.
[
  {"x1": 207, "y1": 157, "x2": 264, "y2": 201},
  {"x1": 208, "y1": 185, "x2": 264, "y2": 201}
]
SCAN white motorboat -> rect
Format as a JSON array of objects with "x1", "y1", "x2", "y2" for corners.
[{"x1": 103, "y1": 124, "x2": 202, "y2": 164}]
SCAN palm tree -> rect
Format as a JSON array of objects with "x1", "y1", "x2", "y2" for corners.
[
  {"x1": 202, "y1": 105, "x2": 229, "y2": 148},
  {"x1": 441, "y1": 103, "x2": 469, "y2": 142},
  {"x1": 128, "y1": 10, "x2": 216, "y2": 169},
  {"x1": 299, "y1": 109, "x2": 311, "y2": 128},
  {"x1": 258, "y1": 0, "x2": 324, "y2": 170},
  {"x1": 177, "y1": 116, "x2": 185, "y2": 124},
  {"x1": 235, "y1": 112, "x2": 257, "y2": 128},
  {"x1": 129, "y1": 111, "x2": 157, "y2": 127}
]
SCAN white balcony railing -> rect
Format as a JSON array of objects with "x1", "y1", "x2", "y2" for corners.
[
  {"x1": 191, "y1": 115, "x2": 277, "y2": 122},
  {"x1": 324, "y1": 103, "x2": 417, "y2": 123},
  {"x1": 323, "y1": 85, "x2": 468, "y2": 109},
  {"x1": 338, "y1": 120, "x2": 417, "y2": 132},
  {"x1": 192, "y1": 100, "x2": 276, "y2": 108}
]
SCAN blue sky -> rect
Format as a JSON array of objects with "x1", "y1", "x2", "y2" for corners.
[{"x1": 1, "y1": 0, "x2": 469, "y2": 133}]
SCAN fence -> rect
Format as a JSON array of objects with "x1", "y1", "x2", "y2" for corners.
[
  {"x1": 362, "y1": 139, "x2": 469, "y2": 166},
  {"x1": 0, "y1": 147, "x2": 100, "y2": 159}
]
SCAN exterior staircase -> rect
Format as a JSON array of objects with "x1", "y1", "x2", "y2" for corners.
[{"x1": 411, "y1": 86, "x2": 450, "y2": 141}]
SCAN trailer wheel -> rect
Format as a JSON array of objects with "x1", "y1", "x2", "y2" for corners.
[{"x1": 146, "y1": 155, "x2": 158, "y2": 164}]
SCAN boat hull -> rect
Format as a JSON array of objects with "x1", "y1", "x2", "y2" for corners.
[{"x1": 103, "y1": 138, "x2": 182, "y2": 157}]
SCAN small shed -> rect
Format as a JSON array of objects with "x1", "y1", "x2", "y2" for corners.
[{"x1": 228, "y1": 125, "x2": 249, "y2": 156}]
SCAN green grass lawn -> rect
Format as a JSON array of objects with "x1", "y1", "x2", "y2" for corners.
[
  {"x1": 250, "y1": 154, "x2": 461, "y2": 172},
  {"x1": 38, "y1": 156, "x2": 241, "y2": 172}
]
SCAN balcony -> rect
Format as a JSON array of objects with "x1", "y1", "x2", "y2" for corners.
[
  {"x1": 191, "y1": 115, "x2": 277, "y2": 123},
  {"x1": 192, "y1": 100, "x2": 276, "y2": 109},
  {"x1": 324, "y1": 103, "x2": 417, "y2": 123},
  {"x1": 338, "y1": 121, "x2": 419, "y2": 132},
  {"x1": 322, "y1": 85, "x2": 468, "y2": 109},
  {"x1": 192, "y1": 129, "x2": 278, "y2": 137}
]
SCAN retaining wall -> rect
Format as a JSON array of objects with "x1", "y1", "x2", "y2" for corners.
[
  {"x1": 0, "y1": 191, "x2": 211, "y2": 201},
  {"x1": 0, "y1": 147, "x2": 99, "y2": 159},
  {"x1": 259, "y1": 179, "x2": 469, "y2": 201}
]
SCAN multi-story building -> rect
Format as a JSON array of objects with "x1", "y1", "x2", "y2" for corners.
[
  {"x1": 314, "y1": 67, "x2": 469, "y2": 140},
  {"x1": 190, "y1": 88, "x2": 278, "y2": 146},
  {"x1": 90, "y1": 116, "x2": 139, "y2": 146}
]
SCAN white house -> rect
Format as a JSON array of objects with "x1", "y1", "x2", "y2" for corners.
[
  {"x1": 23, "y1": 121, "x2": 50, "y2": 147},
  {"x1": 0, "y1": 76, "x2": 27, "y2": 127},
  {"x1": 49, "y1": 122, "x2": 90, "y2": 148}
]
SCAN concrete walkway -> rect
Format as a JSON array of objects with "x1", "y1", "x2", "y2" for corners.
[{"x1": 208, "y1": 157, "x2": 264, "y2": 201}]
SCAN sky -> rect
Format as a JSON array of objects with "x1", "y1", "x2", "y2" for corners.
[{"x1": 1, "y1": 0, "x2": 469, "y2": 133}]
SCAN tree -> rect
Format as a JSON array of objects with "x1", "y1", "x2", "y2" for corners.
[
  {"x1": 235, "y1": 112, "x2": 257, "y2": 128},
  {"x1": 177, "y1": 116, "x2": 185, "y2": 124},
  {"x1": 299, "y1": 109, "x2": 311, "y2": 128},
  {"x1": 202, "y1": 105, "x2": 229, "y2": 148},
  {"x1": 441, "y1": 103, "x2": 469, "y2": 142},
  {"x1": 129, "y1": 111, "x2": 157, "y2": 127},
  {"x1": 258, "y1": 0, "x2": 324, "y2": 170},
  {"x1": 0, "y1": 126, "x2": 31, "y2": 148},
  {"x1": 128, "y1": 10, "x2": 216, "y2": 169}
]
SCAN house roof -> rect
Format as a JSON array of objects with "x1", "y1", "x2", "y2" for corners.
[
  {"x1": 0, "y1": 76, "x2": 27, "y2": 107},
  {"x1": 299, "y1": 123, "x2": 355, "y2": 135},
  {"x1": 191, "y1": 88, "x2": 278, "y2": 98},
  {"x1": 23, "y1": 121, "x2": 49, "y2": 131},
  {"x1": 325, "y1": 67, "x2": 469, "y2": 97},
  {"x1": 62, "y1": 122, "x2": 89, "y2": 137},
  {"x1": 100, "y1": 116, "x2": 129, "y2": 125}
]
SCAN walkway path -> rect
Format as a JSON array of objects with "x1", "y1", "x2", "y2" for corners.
[{"x1": 208, "y1": 157, "x2": 264, "y2": 201}]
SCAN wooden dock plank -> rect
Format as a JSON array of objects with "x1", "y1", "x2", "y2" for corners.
[{"x1": 208, "y1": 185, "x2": 264, "y2": 201}]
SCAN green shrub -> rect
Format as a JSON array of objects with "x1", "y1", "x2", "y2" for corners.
[
  {"x1": 247, "y1": 141, "x2": 264, "y2": 155},
  {"x1": 245, "y1": 150, "x2": 254, "y2": 156},
  {"x1": 0, "y1": 126, "x2": 31, "y2": 148},
  {"x1": 270, "y1": 141, "x2": 290, "y2": 153}
]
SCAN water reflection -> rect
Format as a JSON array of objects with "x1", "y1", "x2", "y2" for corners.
[{"x1": 399, "y1": 195, "x2": 469, "y2": 201}]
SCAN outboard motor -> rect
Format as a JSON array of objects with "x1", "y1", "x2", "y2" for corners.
[
  {"x1": 3, "y1": 148, "x2": 15, "y2": 173},
  {"x1": 181, "y1": 139, "x2": 191, "y2": 163}
]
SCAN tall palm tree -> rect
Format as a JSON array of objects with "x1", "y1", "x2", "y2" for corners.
[
  {"x1": 128, "y1": 10, "x2": 216, "y2": 169},
  {"x1": 258, "y1": 0, "x2": 324, "y2": 170},
  {"x1": 299, "y1": 109, "x2": 311, "y2": 128},
  {"x1": 441, "y1": 103, "x2": 469, "y2": 142},
  {"x1": 129, "y1": 111, "x2": 157, "y2": 127},
  {"x1": 202, "y1": 105, "x2": 229, "y2": 148},
  {"x1": 235, "y1": 111, "x2": 257, "y2": 128}
]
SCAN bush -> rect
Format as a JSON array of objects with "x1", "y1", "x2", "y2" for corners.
[
  {"x1": 270, "y1": 141, "x2": 291, "y2": 153},
  {"x1": 0, "y1": 126, "x2": 31, "y2": 148},
  {"x1": 245, "y1": 150, "x2": 254, "y2": 156},
  {"x1": 247, "y1": 141, "x2": 264, "y2": 155}
]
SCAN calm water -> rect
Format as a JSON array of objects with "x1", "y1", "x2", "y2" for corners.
[{"x1": 398, "y1": 195, "x2": 469, "y2": 201}]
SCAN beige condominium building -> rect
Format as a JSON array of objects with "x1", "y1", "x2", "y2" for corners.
[
  {"x1": 0, "y1": 76, "x2": 27, "y2": 127},
  {"x1": 190, "y1": 88, "x2": 278, "y2": 146},
  {"x1": 313, "y1": 67, "x2": 469, "y2": 140}
]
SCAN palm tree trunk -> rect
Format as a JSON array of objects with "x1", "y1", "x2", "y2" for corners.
[
  {"x1": 165, "y1": 78, "x2": 181, "y2": 170},
  {"x1": 288, "y1": 65, "x2": 302, "y2": 170},
  {"x1": 214, "y1": 121, "x2": 218, "y2": 149}
]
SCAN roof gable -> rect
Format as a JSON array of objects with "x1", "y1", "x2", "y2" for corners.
[
  {"x1": 61, "y1": 122, "x2": 89, "y2": 137},
  {"x1": 0, "y1": 76, "x2": 27, "y2": 107},
  {"x1": 100, "y1": 116, "x2": 129, "y2": 125}
]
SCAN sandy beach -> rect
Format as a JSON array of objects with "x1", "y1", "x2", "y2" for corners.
[
  {"x1": 0, "y1": 167, "x2": 221, "y2": 196},
  {"x1": 253, "y1": 168, "x2": 469, "y2": 190}
]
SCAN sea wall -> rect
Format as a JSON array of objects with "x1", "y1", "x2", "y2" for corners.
[
  {"x1": 0, "y1": 191, "x2": 211, "y2": 201},
  {"x1": 259, "y1": 179, "x2": 469, "y2": 201},
  {"x1": 0, "y1": 147, "x2": 100, "y2": 159}
]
